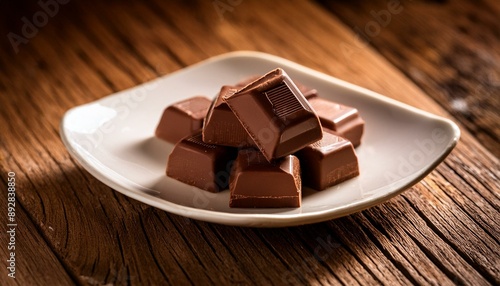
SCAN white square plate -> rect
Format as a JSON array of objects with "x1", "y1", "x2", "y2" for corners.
[{"x1": 60, "y1": 51, "x2": 460, "y2": 227}]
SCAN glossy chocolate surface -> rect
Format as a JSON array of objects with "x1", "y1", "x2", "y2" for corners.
[
  {"x1": 155, "y1": 96, "x2": 211, "y2": 144},
  {"x1": 167, "y1": 133, "x2": 237, "y2": 192},
  {"x1": 308, "y1": 96, "x2": 364, "y2": 147},
  {"x1": 223, "y1": 68, "x2": 323, "y2": 161},
  {"x1": 296, "y1": 130, "x2": 359, "y2": 190},
  {"x1": 202, "y1": 86, "x2": 254, "y2": 147},
  {"x1": 229, "y1": 149, "x2": 301, "y2": 208}
]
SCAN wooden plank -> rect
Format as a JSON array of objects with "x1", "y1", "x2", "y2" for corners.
[
  {"x1": 0, "y1": 169, "x2": 75, "y2": 285},
  {"x1": 317, "y1": 0, "x2": 500, "y2": 158},
  {"x1": 0, "y1": 0, "x2": 498, "y2": 285}
]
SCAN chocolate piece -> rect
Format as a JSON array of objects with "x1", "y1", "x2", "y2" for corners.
[
  {"x1": 296, "y1": 130, "x2": 359, "y2": 190},
  {"x1": 229, "y1": 149, "x2": 301, "y2": 208},
  {"x1": 301, "y1": 88, "x2": 318, "y2": 99},
  {"x1": 202, "y1": 86, "x2": 254, "y2": 148},
  {"x1": 308, "y1": 97, "x2": 364, "y2": 147},
  {"x1": 223, "y1": 68, "x2": 323, "y2": 161},
  {"x1": 202, "y1": 77, "x2": 318, "y2": 148},
  {"x1": 155, "y1": 96, "x2": 211, "y2": 144},
  {"x1": 167, "y1": 133, "x2": 236, "y2": 192}
]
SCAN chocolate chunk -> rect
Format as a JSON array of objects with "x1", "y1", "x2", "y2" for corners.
[
  {"x1": 308, "y1": 97, "x2": 364, "y2": 147},
  {"x1": 167, "y1": 133, "x2": 236, "y2": 192},
  {"x1": 296, "y1": 130, "x2": 359, "y2": 190},
  {"x1": 223, "y1": 68, "x2": 323, "y2": 161},
  {"x1": 301, "y1": 88, "x2": 318, "y2": 99},
  {"x1": 229, "y1": 149, "x2": 301, "y2": 208},
  {"x1": 202, "y1": 86, "x2": 254, "y2": 148},
  {"x1": 155, "y1": 96, "x2": 211, "y2": 144}
]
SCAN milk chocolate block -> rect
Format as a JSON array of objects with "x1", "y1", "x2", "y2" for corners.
[
  {"x1": 223, "y1": 68, "x2": 323, "y2": 161},
  {"x1": 229, "y1": 149, "x2": 301, "y2": 208},
  {"x1": 155, "y1": 96, "x2": 211, "y2": 144},
  {"x1": 308, "y1": 97, "x2": 364, "y2": 147},
  {"x1": 296, "y1": 130, "x2": 359, "y2": 190},
  {"x1": 167, "y1": 133, "x2": 237, "y2": 192},
  {"x1": 301, "y1": 88, "x2": 318, "y2": 99},
  {"x1": 202, "y1": 86, "x2": 254, "y2": 147}
]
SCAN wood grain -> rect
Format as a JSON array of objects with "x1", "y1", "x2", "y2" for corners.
[
  {"x1": 0, "y1": 0, "x2": 498, "y2": 285},
  {"x1": 318, "y1": 0, "x2": 500, "y2": 158},
  {"x1": 0, "y1": 172, "x2": 75, "y2": 285}
]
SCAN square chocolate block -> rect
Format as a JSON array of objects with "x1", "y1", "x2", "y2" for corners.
[
  {"x1": 167, "y1": 133, "x2": 237, "y2": 192},
  {"x1": 155, "y1": 96, "x2": 211, "y2": 144},
  {"x1": 296, "y1": 130, "x2": 359, "y2": 190},
  {"x1": 229, "y1": 149, "x2": 301, "y2": 208},
  {"x1": 223, "y1": 68, "x2": 322, "y2": 161},
  {"x1": 202, "y1": 86, "x2": 255, "y2": 148},
  {"x1": 308, "y1": 96, "x2": 364, "y2": 147}
]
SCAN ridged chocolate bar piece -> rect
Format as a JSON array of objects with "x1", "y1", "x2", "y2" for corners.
[
  {"x1": 202, "y1": 86, "x2": 254, "y2": 147},
  {"x1": 167, "y1": 133, "x2": 237, "y2": 192},
  {"x1": 202, "y1": 78, "x2": 318, "y2": 148},
  {"x1": 223, "y1": 68, "x2": 323, "y2": 161},
  {"x1": 229, "y1": 149, "x2": 301, "y2": 208},
  {"x1": 155, "y1": 96, "x2": 211, "y2": 144},
  {"x1": 296, "y1": 130, "x2": 359, "y2": 190},
  {"x1": 308, "y1": 97, "x2": 364, "y2": 147}
]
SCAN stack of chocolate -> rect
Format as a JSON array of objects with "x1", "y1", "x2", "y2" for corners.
[{"x1": 155, "y1": 68, "x2": 364, "y2": 208}]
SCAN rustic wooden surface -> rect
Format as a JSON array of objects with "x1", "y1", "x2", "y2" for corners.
[
  {"x1": 0, "y1": 0, "x2": 498, "y2": 285},
  {"x1": 319, "y1": 0, "x2": 500, "y2": 158}
]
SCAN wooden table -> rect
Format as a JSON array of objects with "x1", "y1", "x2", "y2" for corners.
[{"x1": 1, "y1": 0, "x2": 498, "y2": 285}]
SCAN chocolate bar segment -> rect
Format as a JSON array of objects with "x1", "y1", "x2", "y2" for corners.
[
  {"x1": 167, "y1": 133, "x2": 237, "y2": 192},
  {"x1": 296, "y1": 130, "x2": 359, "y2": 190},
  {"x1": 301, "y1": 88, "x2": 318, "y2": 99},
  {"x1": 155, "y1": 96, "x2": 211, "y2": 144},
  {"x1": 202, "y1": 86, "x2": 254, "y2": 147},
  {"x1": 229, "y1": 149, "x2": 301, "y2": 208},
  {"x1": 308, "y1": 97, "x2": 364, "y2": 147},
  {"x1": 223, "y1": 68, "x2": 323, "y2": 161}
]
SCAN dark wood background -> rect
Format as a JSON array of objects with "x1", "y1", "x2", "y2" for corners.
[{"x1": 0, "y1": 0, "x2": 498, "y2": 285}]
